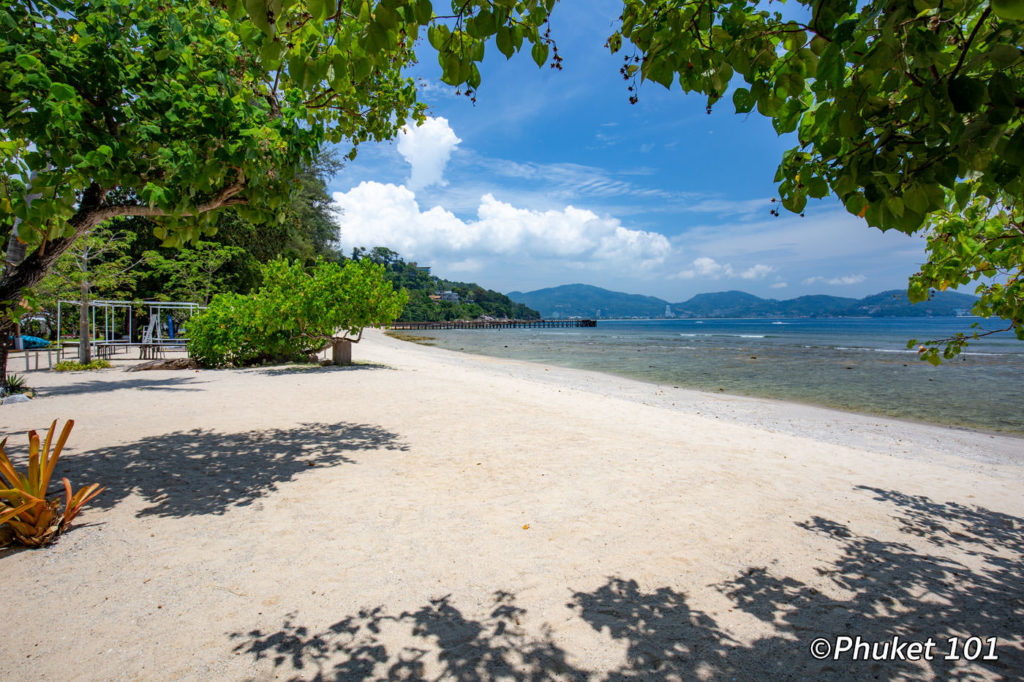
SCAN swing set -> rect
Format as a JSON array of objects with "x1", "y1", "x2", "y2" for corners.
[{"x1": 56, "y1": 299, "x2": 204, "y2": 359}]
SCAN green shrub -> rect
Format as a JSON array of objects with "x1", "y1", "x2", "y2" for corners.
[
  {"x1": 3, "y1": 374, "x2": 30, "y2": 395},
  {"x1": 53, "y1": 360, "x2": 112, "y2": 372},
  {"x1": 188, "y1": 258, "x2": 407, "y2": 367}
]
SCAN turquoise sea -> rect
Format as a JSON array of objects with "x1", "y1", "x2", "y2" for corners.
[{"x1": 399, "y1": 317, "x2": 1024, "y2": 435}]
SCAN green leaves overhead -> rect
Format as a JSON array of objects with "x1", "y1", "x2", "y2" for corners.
[
  {"x1": 1, "y1": 0, "x2": 563, "y2": 254},
  {"x1": 1, "y1": 0, "x2": 422, "y2": 253},
  {"x1": 228, "y1": 0, "x2": 558, "y2": 98},
  {"x1": 611, "y1": 0, "x2": 1024, "y2": 358}
]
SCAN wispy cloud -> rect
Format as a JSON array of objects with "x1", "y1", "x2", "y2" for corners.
[
  {"x1": 681, "y1": 197, "x2": 771, "y2": 216},
  {"x1": 464, "y1": 155, "x2": 770, "y2": 217},
  {"x1": 327, "y1": 107, "x2": 926, "y2": 299},
  {"x1": 802, "y1": 274, "x2": 867, "y2": 286}
]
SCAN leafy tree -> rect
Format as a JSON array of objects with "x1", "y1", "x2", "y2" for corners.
[
  {"x1": 149, "y1": 241, "x2": 245, "y2": 305},
  {"x1": 187, "y1": 257, "x2": 407, "y2": 366},
  {"x1": 30, "y1": 225, "x2": 154, "y2": 362},
  {"x1": 120, "y1": 149, "x2": 345, "y2": 304},
  {"x1": 214, "y1": 149, "x2": 346, "y2": 265},
  {"x1": 1, "y1": 0, "x2": 558, "y2": 383},
  {"x1": 609, "y1": 0, "x2": 1023, "y2": 361}
]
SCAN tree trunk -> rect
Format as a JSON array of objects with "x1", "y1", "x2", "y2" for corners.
[
  {"x1": 78, "y1": 279, "x2": 91, "y2": 364},
  {"x1": 0, "y1": 183, "x2": 105, "y2": 379},
  {"x1": 0, "y1": 317, "x2": 13, "y2": 389},
  {"x1": 331, "y1": 339, "x2": 352, "y2": 366}
]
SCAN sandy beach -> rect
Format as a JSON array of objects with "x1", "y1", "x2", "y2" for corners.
[{"x1": 1, "y1": 329, "x2": 1021, "y2": 681}]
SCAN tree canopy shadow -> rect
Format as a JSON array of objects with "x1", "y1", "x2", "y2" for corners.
[
  {"x1": 50, "y1": 422, "x2": 407, "y2": 519},
  {"x1": 854, "y1": 485, "x2": 1024, "y2": 555},
  {"x1": 253, "y1": 363, "x2": 393, "y2": 377},
  {"x1": 230, "y1": 487, "x2": 1022, "y2": 680},
  {"x1": 35, "y1": 375, "x2": 204, "y2": 397},
  {"x1": 707, "y1": 487, "x2": 1023, "y2": 680},
  {"x1": 233, "y1": 591, "x2": 586, "y2": 681}
]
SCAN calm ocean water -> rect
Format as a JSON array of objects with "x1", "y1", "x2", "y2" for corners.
[{"x1": 400, "y1": 317, "x2": 1024, "y2": 435}]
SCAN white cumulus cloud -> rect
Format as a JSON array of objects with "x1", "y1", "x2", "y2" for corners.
[
  {"x1": 692, "y1": 257, "x2": 732, "y2": 277},
  {"x1": 333, "y1": 182, "x2": 672, "y2": 269},
  {"x1": 672, "y1": 257, "x2": 772, "y2": 281},
  {"x1": 740, "y1": 264, "x2": 774, "y2": 280},
  {"x1": 396, "y1": 117, "x2": 461, "y2": 191}
]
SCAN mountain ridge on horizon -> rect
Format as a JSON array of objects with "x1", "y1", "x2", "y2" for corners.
[{"x1": 506, "y1": 283, "x2": 979, "y2": 319}]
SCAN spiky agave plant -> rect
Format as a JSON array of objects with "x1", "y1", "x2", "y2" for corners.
[
  {"x1": 4, "y1": 373, "x2": 29, "y2": 395},
  {"x1": 0, "y1": 420, "x2": 103, "y2": 548}
]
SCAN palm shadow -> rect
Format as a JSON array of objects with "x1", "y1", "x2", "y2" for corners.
[
  {"x1": 51, "y1": 422, "x2": 408, "y2": 519},
  {"x1": 230, "y1": 487, "x2": 1023, "y2": 680}
]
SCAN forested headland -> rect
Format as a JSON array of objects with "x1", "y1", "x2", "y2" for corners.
[{"x1": 352, "y1": 247, "x2": 539, "y2": 322}]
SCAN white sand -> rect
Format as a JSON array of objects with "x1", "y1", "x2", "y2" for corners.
[{"x1": 1, "y1": 330, "x2": 1021, "y2": 681}]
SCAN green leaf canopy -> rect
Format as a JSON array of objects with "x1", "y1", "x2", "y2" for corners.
[{"x1": 610, "y1": 0, "x2": 1024, "y2": 358}]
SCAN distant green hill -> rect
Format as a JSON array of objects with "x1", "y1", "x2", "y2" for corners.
[
  {"x1": 356, "y1": 247, "x2": 539, "y2": 321},
  {"x1": 507, "y1": 283, "x2": 668, "y2": 319},
  {"x1": 672, "y1": 290, "x2": 780, "y2": 317},
  {"x1": 506, "y1": 284, "x2": 979, "y2": 319},
  {"x1": 774, "y1": 294, "x2": 860, "y2": 317},
  {"x1": 840, "y1": 289, "x2": 978, "y2": 316}
]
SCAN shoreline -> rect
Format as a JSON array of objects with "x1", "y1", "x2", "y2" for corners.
[
  {"x1": 1, "y1": 328, "x2": 1022, "y2": 680},
  {"x1": 382, "y1": 330, "x2": 1024, "y2": 469}
]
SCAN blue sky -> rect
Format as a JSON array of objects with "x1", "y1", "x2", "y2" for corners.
[{"x1": 328, "y1": 0, "x2": 927, "y2": 302}]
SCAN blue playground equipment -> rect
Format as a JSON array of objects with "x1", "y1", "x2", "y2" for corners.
[{"x1": 19, "y1": 335, "x2": 50, "y2": 349}]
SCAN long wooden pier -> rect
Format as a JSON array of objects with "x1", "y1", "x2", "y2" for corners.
[{"x1": 389, "y1": 319, "x2": 596, "y2": 331}]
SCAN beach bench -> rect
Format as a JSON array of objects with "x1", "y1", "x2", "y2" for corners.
[
  {"x1": 8, "y1": 348, "x2": 59, "y2": 371},
  {"x1": 139, "y1": 344, "x2": 167, "y2": 359}
]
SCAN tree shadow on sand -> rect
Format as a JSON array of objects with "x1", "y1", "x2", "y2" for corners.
[
  {"x1": 230, "y1": 487, "x2": 1023, "y2": 680},
  {"x1": 36, "y1": 375, "x2": 204, "y2": 397},
  {"x1": 233, "y1": 592, "x2": 586, "y2": 681},
  {"x1": 50, "y1": 422, "x2": 408, "y2": 519},
  {"x1": 252, "y1": 363, "x2": 393, "y2": 377}
]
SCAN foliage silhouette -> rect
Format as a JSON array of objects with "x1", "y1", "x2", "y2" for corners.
[
  {"x1": 36, "y1": 376, "x2": 203, "y2": 398},
  {"x1": 234, "y1": 591, "x2": 585, "y2": 682},
  {"x1": 230, "y1": 487, "x2": 1022, "y2": 680},
  {"x1": 252, "y1": 362, "x2": 392, "y2": 377},
  {"x1": 57, "y1": 422, "x2": 407, "y2": 519}
]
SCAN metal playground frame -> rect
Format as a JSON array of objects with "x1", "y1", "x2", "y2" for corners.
[{"x1": 56, "y1": 299, "x2": 204, "y2": 359}]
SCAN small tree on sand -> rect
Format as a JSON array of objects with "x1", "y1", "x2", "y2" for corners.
[{"x1": 188, "y1": 258, "x2": 407, "y2": 367}]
